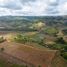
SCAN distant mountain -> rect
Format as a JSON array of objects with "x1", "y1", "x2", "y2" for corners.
[{"x1": 0, "y1": 16, "x2": 67, "y2": 31}]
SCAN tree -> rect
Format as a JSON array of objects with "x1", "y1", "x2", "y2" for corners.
[
  {"x1": 14, "y1": 34, "x2": 30, "y2": 44},
  {"x1": 38, "y1": 65, "x2": 41, "y2": 67},
  {"x1": 0, "y1": 36, "x2": 5, "y2": 43},
  {"x1": 61, "y1": 52, "x2": 67, "y2": 60},
  {"x1": 56, "y1": 37, "x2": 66, "y2": 44},
  {"x1": 0, "y1": 48, "x2": 4, "y2": 52}
]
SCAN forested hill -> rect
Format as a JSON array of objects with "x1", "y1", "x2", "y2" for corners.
[{"x1": 0, "y1": 16, "x2": 67, "y2": 31}]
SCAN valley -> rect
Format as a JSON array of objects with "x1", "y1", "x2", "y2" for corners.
[{"x1": 0, "y1": 16, "x2": 66, "y2": 67}]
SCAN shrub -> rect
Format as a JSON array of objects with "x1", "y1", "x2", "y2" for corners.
[
  {"x1": 56, "y1": 37, "x2": 66, "y2": 44},
  {"x1": 44, "y1": 27, "x2": 58, "y2": 35},
  {"x1": 61, "y1": 52, "x2": 67, "y2": 60},
  {"x1": 0, "y1": 36, "x2": 5, "y2": 43},
  {"x1": 0, "y1": 48, "x2": 4, "y2": 52}
]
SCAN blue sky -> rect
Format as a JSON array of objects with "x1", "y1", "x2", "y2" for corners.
[{"x1": 0, "y1": 0, "x2": 67, "y2": 16}]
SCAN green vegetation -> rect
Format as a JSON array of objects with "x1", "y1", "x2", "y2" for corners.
[
  {"x1": 44, "y1": 27, "x2": 58, "y2": 35},
  {"x1": 0, "y1": 48, "x2": 5, "y2": 52},
  {"x1": 14, "y1": 34, "x2": 29, "y2": 44},
  {"x1": 48, "y1": 37, "x2": 67, "y2": 60},
  {"x1": 11, "y1": 64, "x2": 27, "y2": 67},
  {"x1": 38, "y1": 65, "x2": 42, "y2": 67},
  {"x1": 0, "y1": 59, "x2": 27, "y2": 67},
  {"x1": 55, "y1": 37, "x2": 66, "y2": 44},
  {"x1": 0, "y1": 36, "x2": 5, "y2": 43},
  {"x1": 14, "y1": 33, "x2": 44, "y2": 45},
  {"x1": 61, "y1": 52, "x2": 67, "y2": 60}
]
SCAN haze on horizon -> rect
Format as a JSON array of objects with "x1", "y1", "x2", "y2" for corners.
[{"x1": 0, "y1": 0, "x2": 67, "y2": 16}]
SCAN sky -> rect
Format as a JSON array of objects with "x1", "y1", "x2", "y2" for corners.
[{"x1": 0, "y1": 0, "x2": 67, "y2": 16}]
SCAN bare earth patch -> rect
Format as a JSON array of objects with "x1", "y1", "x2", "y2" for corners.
[{"x1": 0, "y1": 42, "x2": 66, "y2": 67}]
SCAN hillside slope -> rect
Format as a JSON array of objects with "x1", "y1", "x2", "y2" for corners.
[
  {"x1": 51, "y1": 51, "x2": 67, "y2": 67},
  {"x1": 0, "y1": 42, "x2": 67, "y2": 67}
]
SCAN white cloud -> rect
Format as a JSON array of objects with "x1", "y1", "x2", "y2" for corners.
[
  {"x1": 0, "y1": 0, "x2": 10, "y2": 6},
  {"x1": 24, "y1": 0, "x2": 48, "y2": 15},
  {"x1": 0, "y1": 8, "x2": 12, "y2": 16},
  {"x1": 0, "y1": 0, "x2": 67, "y2": 16},
  {"x1": 57, "y1": 2, "x2": 67, "y2": 15},
  {"x1": 0, "y1": 0, "x2": 22, "y2": 10}
]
